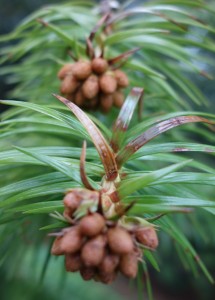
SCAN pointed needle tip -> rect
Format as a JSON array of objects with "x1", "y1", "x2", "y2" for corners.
[
  {"x1": 132, "y1": 87, "x2": 144, "y2": 94},
  {"x1": 37, "y1": 18, "x2": 48, "y2": 26},
  {"x1": 131, "y1": 87, "x2": 144, "y2": 100},
  {"x1": 52, "y1": 93, "x2": 64, "y2": 102}
]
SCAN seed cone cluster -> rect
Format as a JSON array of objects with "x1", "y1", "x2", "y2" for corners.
[
  {"x1": 58, "y1": 58, "x2": 129, "y2": 112},
  {"x1": 51, "y1": 189, "x2": 159, "y2": 284}
]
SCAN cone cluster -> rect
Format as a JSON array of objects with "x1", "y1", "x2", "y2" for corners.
[
  {"x1": 57, "y1": 58, "x2": 129, "y2": 112},
  {"x1": 51, "y1": 189, "x2": 159, "y2": 284}
]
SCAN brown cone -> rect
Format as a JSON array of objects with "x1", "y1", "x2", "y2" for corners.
[
  {"x1": 80, "y1": 267, "x2": 95, "y2": 281},
  {"x1": 60, "y1": 75, "x2": 80, "y2": 94},
  {"x1": 74, "y1": 88, "x2": 85, "y2": 106},
  {"x1": 82, "y1": 74, "x2": 99, "y2": 99},
  {"x1": 60, "y1": 226, "x2": 82, "y2": 254},
  {"x1": 97, "y1": 271, "x2": 117, "y2": 284},
  {"x1": 135, "y1": 227, "x2": 159, "y2": 249},
  {"x1": 113, "y1": 90, "x2": 124, "y2": 108},
  {"x1": 119, "y1": 252, "x2": 138, "y2": 278},
  {"x1": 87, "y1": 96, "x2": 99, "y2": 109},
  {"x1": 72, "y1": 61, "x2": 92, "y2": 80},
  {"x1": 51, "y1": 236, "x2": 64, "y2": 256},
  {"x1": 99, "y1": 73, "x2": 117, "y2": 94},
  {"x1": 99, "y1": 253, "x2": 119, "y2": 274},
  {"x1": 63, "y1": 191, "x2": 82, "y2": 214},
  {"x1": 107, "y1": 226, "x2": 134, "y2": 255},
  {"x1": 63, "y1": 192, "x2": 81, "y2": 209},
  {"x1": 100, "y1": 94, "x2": 113, "y2": 113},
  {"x1": 65, "y1": 252, "x2": 82, "y2": 272},
  {"x1": 58, "y1": 63, "x2": 73, "y2": 80},
  {"x1": 79, "y1": 213, "x2": 105, "y2": 237},
  {"x1": 114, "y1": 70, "x2": 129, "y2": 88},
  {"x1": 92, "y1": 58, "x2": 108, "y2": 74},
  {"x1": 81, "y1": 234, "x2": 106, "y2": 267}
]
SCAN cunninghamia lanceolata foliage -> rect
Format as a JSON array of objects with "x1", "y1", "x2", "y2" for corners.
[
  {"x1": 0, "y1": 0, "x2": 215, "y2": 294},
  {"x1": 50, "y1": 89, "x2": 214, "y2": 284}
]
